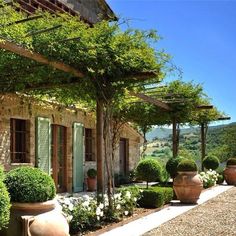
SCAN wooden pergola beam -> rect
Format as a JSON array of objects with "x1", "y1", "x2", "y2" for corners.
[
  {"x1": 0, "y1": 38, "x2": 84, "y2": 78},
  {"x1": 217, "y1": 116, "x2": 231, "y2": 121},
  {"x1": 17, "y1": 82, "x2": 79, "y2": 92},
  {"x1": 129, "y1": 91, "x2": 172, "y2": 111},
  {"x1": 196, "y1": 105, "x2": 213, "y2": 110}
]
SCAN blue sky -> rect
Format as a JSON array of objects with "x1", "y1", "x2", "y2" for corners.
[{"x1": 107, "y1": 0, "x2": 236, "y2": 123}]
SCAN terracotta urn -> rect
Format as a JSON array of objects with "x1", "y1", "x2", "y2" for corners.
[
  {"x1": 173, "y1": 171, "x2": 203, "y2": 204},
  {"x1": 224, "y1": 165, "x2": 236, "y2": 185},
  {"x1": 87, "y1": 177, "x2": 97, "y2": 191},
  {"x1": 1, "y1": 199, "x2": 69, "y2": 236}
]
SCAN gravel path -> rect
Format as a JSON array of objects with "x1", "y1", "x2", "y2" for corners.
[{"x1": 143, "y1": 187, "x2": 236, "y2": 236}]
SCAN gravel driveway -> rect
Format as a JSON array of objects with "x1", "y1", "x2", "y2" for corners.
[{"x1": 143, "y1": 187, "x2": 236, "y2": 236}]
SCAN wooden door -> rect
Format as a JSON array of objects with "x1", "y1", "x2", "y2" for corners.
[
  {"x1": 73, "y1": 123, "x2": 84, "y2": 192},
  {"x1": 51, "y1": 125, "x2": 67, "y2": 192},
  {"x1": 119, "y1": 138, "x2": 129, "y2": 175}
]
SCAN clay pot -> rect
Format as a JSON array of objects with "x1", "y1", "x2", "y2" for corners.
[
  {"x1": 173, "y1": 171, "x2": 203, "y2": 204},
  {"x1": 224, "y1": 165, "x2": 236, "y2": 185},
  {"x1": 87, "y1": 177, "x2": 97, "y2": 191},
  {"x1": 1, "y1": 199, "x2": 69, "y2": 236}
]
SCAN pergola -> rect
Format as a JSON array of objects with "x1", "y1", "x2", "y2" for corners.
[{"x1": 0, "y1": 4, "x2": 166, "y2": 193}]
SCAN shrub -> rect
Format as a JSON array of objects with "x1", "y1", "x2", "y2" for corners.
[
  {"x1": 59, "y1": 189, "x2": 140, "y2": 234},
  {"x1": 166, "y1": 157, "x2": 185, "y2": 178},
  {"x1": 135, "y1": 159, "x2": 162, "y2": 188},
  {"x1": 217, "y1": 174, "x2": 224, "y2": 184},
  {"x1": 115, "y1": 188, "x2": 140, "y2": 216},
  {"x1": 117, "y1": 185, "x2": 141, "y2": 200},
  {"x1": 203, "y1": 155, "x2": 220, "y2": 170},
  {"x1": 200, "y1": 170, "x2": 219, "y2": 188},
  {"x1": 87, "y1": 168, "x2": 97, "y2": 178},
  {"x1": 138, "y1": 187, "x2": 173, "y2": 208},
  {"x1": 0, "y1": 172, "x2": 10, "y2": 230},
  {"x1": 138, "y1": 189, "x2": 164, "y2": 208},
  {"x1": 160, "y1": 166, "x2": 170, "y2": 183},
  {"x1": 177, "y1": 159, "x2": 198, "y2": 172},
  {"x1": 5, "y1": 167, "x2": 56, "y2": 203},
  {"x1": 63, "y1": 197, "x2": 100, "y2": 234},
  {"x1": 0, "y1": 165, "x2": 4, "y2": 181},
  {"x1": 151, "y1": 186, "x2": 173, "y2": 204},
  {"x1": 114, "y1": 173, "x2": 132, "y2": 187},
  {"x1": 226, "y1": 158, "x2": 236, "y2": 166}
]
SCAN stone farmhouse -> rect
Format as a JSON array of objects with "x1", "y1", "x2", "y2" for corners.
[{"x1": 0, "y1": 0, "x2": 143, "y2": 192}]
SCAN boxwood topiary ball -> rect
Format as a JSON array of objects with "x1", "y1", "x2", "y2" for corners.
[
  {"x1": 226, "y1": 157, "x2": 236, "y2": 166},
  {"x1": 203, "y1": 155, "x2": 220, "y2": 170},
  {"x1": 4, "y1": 167, "x2": 56, "y2": 203},
  {"x1": 177, "y1": 159, "x2": 198, "y2": 172},
  {"x1": 135, "y1": 159, "x2": 162, "y2": 183}
]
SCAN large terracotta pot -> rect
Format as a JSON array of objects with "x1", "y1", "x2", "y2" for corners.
[
  {"x1": 173, "y1": 171, "x2": 203, "y2": 204},
  {"x1": 87, "y1": 177, "x2": 97, "y2": 191},
  {"x1": 224, "y1": 165, "x2": 236, "y2": 185},
  {"x1": 1, "y1": 199, "x2": 69, "y2": 236}
]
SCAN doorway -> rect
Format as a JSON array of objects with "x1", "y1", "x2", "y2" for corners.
[
  {"x1": 119, "y1": 138, "x2": 129, "y2": 175},
  {"x1": 51, "y1": 124, "x2": 67, "y2": 192}
]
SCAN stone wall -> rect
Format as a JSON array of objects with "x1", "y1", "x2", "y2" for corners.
[
  {"x1": 59, "y1": 0, "x2": 115, "y2": 23},
  {"x1": 0, "y1": 94, "x2": 142, "y2": 192}
]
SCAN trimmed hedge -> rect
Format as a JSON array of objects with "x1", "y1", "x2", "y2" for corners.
[
  {"x1": 226, "y1": 158, "x2": 236, "y2": 166},
  {"x1": 135, "y1": 159, "x2": 163, "y2": 187},
  {"x1": 5, "y1": 167, "x2": 56, "y2": 203},
  {"x1": 203, "y1": 155, "x2": 220, "y2": 170},
  {"x1": 0, "y1": 168, "x2": 10, "y2": 230},
  {"x1": 138, "y1": 187, "x2": 173, "y2": 208},
  {"x1": 177, "y1": 159, "x2": 198, "y2": 172}
]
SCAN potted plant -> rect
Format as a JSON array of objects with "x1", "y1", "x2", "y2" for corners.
[
  {"x1": 2, "y1": 166, "x2": 69, "y2": 236},
  {"x1": 87, "y1": 168, "x2": 97, "y2": 191},
  {"x1": 166, "y1": 156, "x2": 185, "y2": 180},
  {"x1": 223, "y1": 157, "x2": 236, "y2": 185},
  {"x1": 173, "y1": 159, "x2": 203, "y2": 204}
]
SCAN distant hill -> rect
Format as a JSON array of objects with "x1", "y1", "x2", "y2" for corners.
[{"x1": 146, "y1": 122, "x2": 236, "y2": 141}]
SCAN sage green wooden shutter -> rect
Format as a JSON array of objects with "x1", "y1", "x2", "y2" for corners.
[
  {"x1": 35, "y1": 117, "x2": 51, "y2": 175},
  {"x1": 73, "y1": 122, "x2": 84, "y2": 192}
]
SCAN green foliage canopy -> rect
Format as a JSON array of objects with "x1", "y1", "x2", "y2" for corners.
[{"x1": 0, "y1": 2, "x2": 169, "y2": 105}]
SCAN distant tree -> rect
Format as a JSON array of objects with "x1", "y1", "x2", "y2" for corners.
[{"x1": 190, "y1": 100, "x2": 224, "y2": 170}]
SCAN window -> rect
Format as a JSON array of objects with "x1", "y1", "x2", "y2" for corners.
[
  {"x1": 85, "y1": 128, "x2": 95, "y2": 161},
  {"x1": 10, "y1": 118, "x2": 29, "y2": 163}
]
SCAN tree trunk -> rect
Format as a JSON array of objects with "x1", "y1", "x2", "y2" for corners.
[
  {"x1": 141, "y1": 127, "x2": 148, "y2": 158},
  {"x1": 172, "y1": 117, "x2": 178, "y2": 158},
  {"x1": 176, "y1": 122, "x2": 180, "y2": 156},
  {"x1": 103, "y1": 104, "x2": 114, "y2": 205},
  {"x1": 96, "y1": 99, "x2": 104, "y2": 195},
  {"x1": 201, "y1": 123, "x2": 208, "y2": 171},
  {"x1": 103, "y1": 101, "x2": 114, "y2": 216}
]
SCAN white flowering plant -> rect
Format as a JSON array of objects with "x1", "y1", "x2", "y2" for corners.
[
  {"x1": 101, "y1": 186, "x2": 141, "y2": 222},
  {"x1": 199, "y1": 169, "x2": 219, "y2": 188},
  {"x1": 57, "y1": 186, "x2": 140, "y2": 234},
  {"x1": 57, "y1": 195, "x2": 100, "y2": 234}
]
